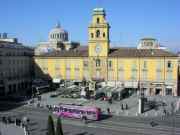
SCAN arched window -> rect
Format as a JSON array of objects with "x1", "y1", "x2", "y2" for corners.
[
  {"x1": 96, "y1": 59, "x2": 101, "y2": 67},
  {"x1": 91, "y1": 33, "x2": 94, "y2": 38},
  {"x1": 97, "y1": 18, "x2": 100, "y2": 23},
  {"x1": 96, "y1": 30, "x2": 100, "y2": 38},
  {"x1": 103, "y1": 32, "x2": 106, "y2": 38}
]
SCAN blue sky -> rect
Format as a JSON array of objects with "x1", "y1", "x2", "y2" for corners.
[{"x1": 0, "y1": 0, "x2": 179, "y2": 52}]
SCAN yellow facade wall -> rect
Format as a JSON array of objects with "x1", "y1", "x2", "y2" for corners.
[{"x1": 34, "y1": 57, "x2": 178, "y2": 83}]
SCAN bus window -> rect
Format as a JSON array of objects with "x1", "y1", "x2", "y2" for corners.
[
  {"x1": 63, "y1": 108, "x2": 68, "y2": 112},
  {"x1": 74, "y1": 109, "x2": 80, "y2": 114},
  {"x1": 54, "y1": 107, "x2": 59, "y2": 112},
  {"x1": 68, "y1": 109, "x2": 73, "y2": 113},
  {"x1": 80, "y1": 110, "x2": 85, "y2": 114},
  {"x1": 59, "y1": 107, "x2": 63, "y2": 111},
  {"x1": 87, "y1": 111, "x2": 96, "y2": 115}
]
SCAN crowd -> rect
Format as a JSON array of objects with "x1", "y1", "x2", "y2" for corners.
[{"x1": 0, "y1": 115, "x2": 30, "y2": 135}]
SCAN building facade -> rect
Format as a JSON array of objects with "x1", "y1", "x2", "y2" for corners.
[
  {"x1": 34, "y1": 8, "x2": 179, "y2": 96},
  {"x1": 0, "y1": 34, "x2": 34, "y2": 96}
]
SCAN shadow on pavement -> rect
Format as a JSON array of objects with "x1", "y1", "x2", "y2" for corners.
[
  {"x1": 0, "y1": 101, "x2": 26, "y2": 112},
  {"x1": 76, "y1": 132, "x2": 88, "y2": 135},
  {"x1": 99, "y1": 114, "x2": 112, "y2": 121}
]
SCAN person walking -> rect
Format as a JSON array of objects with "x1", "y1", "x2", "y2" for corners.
[
  {"x1": 121, "y1": 104, "x2": 124, "y2": 110},
  {"x1": 125, "y1": 104, "x2": 128, "y2": 110},
  {"x1": 107, "y1": 108, "x2": 110, "y2": 115}
]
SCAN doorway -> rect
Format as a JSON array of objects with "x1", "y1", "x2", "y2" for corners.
[{"x1": 155, "y1": 88, "x2": 162, "y2": 95}]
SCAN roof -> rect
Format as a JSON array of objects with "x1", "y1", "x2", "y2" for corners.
[
  {"x1": 140, "y1": 38, "x2": 157, "y2": 41},
  {"x1": 35, "y1": 46, "x2": 177, "y2": 58},
  {"x1": 0, "y1": 41, "x2": 33, "y2": 50},
  {"x1": 109, "y1": 48, "x2": 177, "y2": 57},
  {"x1": 37, "y1": 49, "x2": 88, "y2": 57}
]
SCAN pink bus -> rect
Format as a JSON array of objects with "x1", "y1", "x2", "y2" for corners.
[{"x1": 53, "y1": 104, "x2": 101, "y2": 121}]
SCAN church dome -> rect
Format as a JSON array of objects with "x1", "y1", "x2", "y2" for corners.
[{"x1": 48, "y1": 23, "x2": 68, "y2": 42}]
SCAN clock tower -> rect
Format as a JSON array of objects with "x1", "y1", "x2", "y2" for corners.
[{"x1": 88, "y1": 8, "x2": 110, "y2": 57}]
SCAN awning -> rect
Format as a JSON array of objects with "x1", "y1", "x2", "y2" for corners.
[
  {"x1": 53, "y1": 78, "x2": 61, "y2": 83},
  {"x1": 124, "y1": 81, "x2": 138, "y2": 88},
  {"x1": 151, "y1": 82, "x2": 164, "y2": 85},
  {"x1": 166, "y1": 86, "x2": 173, "y2": 89}
]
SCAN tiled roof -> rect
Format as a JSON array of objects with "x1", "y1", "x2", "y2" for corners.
[
  {"x1": 35, "y1": 46, "x2": 177, "y2": 58},
  {"x1": 109, "y1": 48, "x2": 177, "y2": 57},
  {"x1": 39, "y1": 49, "x2": 88, "y2": 57}
]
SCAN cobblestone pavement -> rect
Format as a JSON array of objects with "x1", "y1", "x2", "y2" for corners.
[
  {"x1": 0, "y1": 122, "x2": 24, "y2": 135},
  {"x1": 27, "y1": 91, "x2": 180, "y2": 118}
]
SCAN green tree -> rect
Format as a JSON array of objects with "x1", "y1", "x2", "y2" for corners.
[
  {"x1": 47, "y1": 115, "x2": 55, "y2": 135},
  {"x1": 56, "y1": 117, "x2": 63, "y2": 135}
]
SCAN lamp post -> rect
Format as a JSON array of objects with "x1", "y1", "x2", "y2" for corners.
[{"x1": 138, "y1": 81, "x2": 145, "y2": 114}]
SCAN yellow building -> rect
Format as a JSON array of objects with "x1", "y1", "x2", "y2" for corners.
[{"x1": 34, "y1": 8, "x2": 179, "y2": 96}]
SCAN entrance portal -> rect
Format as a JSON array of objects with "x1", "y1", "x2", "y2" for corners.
[{"x1": 155, "y1": 88, "x2": 162, "y2": 95}]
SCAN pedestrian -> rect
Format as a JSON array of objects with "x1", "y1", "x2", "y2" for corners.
[
  {"x1": 108, "y1": 98, "x2": 112, "y2": 104},
  {"x1": 125, "y1": 104, "x2": 128, "y2": 110},
  {"x1": 7, "y1": 116, "x2": 11, "y2": 123},
  {"x1": 121, "y1": 104, "x2": 124, "y2": 110},
  {"x1": 2, "y1": 116, "x2": 6, "y2": 124},
  {"x1": 163, "y1": 109, "x2": 166, "y2": 116},
  {"x1": 107, "y1": 108, "x2": 110, "y2": 115}
]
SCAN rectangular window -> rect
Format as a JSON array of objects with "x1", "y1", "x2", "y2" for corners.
[
  {"x1": 131, "y1": 69, "x2": 137, "y2": 80},
  {"x1": 156, "y1": 70, "x2": 162, "y2": 81},
  {"x1": 118, "y1": 69, "x2": 124, "y2": 81},
  {"x1": 66, "y1": 61, "x2": 71, "y2": 68},
  {"x1": 157, "y1": 60, "x2": 163, "y2": 70},
  {"x1": 131, "y1": 61, "x2": 137, "y2": 80},
  {"x1": 167, "y1": 71, "x2": 172, "y2": 81},
  {"x1": 132, "y1": 61, "x2": 137, "y2": 69},
  {"x1": 74, "y1": 62, "x2": 79, "y2": 69},
  {"x1": 143, "y1": 61, "x2": 147, "y2": 69},
  {"x1": 108, "y1": 70, "x2": 113, "y2": 81},
  {"x1": 66, "y1": 69, "x2": 71, "y2": 80},
  {"x1": 142, "y1": 70, "x2": 148, "y2": 80},
  {"x1": 83, "y1": 61, "x2": 88, "y2": 67},
  {"x1": 167, "y1": 61, "x2": 172, "y2": 68},
  {"x1": 55, "y1": 60, "x2": 60, "y2": 69},
  {"x1": 96, "y1": 59, "x2": 101, "y2": 67},
  {"x1": 166, "y1": 88, "x2": 172, "y2": 95},
  {"x1": 75, "y1": 69, "x2": 79, "y2": 80},
  {"x1": 96, "y1": 70, "x2": 100, "y2": 78},
  {"x1": 108, "y1": 61, "x2": 112, "y2": 68},
  {"x1": 83, "y1": 70, "x2": 89, "y2": 80}
]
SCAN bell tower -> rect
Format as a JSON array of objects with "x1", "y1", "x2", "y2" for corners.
[{"x1": 88, "y1": 8, "x2": 110, "y2": 57}]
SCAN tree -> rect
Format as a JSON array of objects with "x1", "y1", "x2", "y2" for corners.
[
  {"x1": 47, "y1": 115, "x2": 55, "y2": 135},
  {"x1": 56, "y1": 117, "x2": 63, "y2": 135}
]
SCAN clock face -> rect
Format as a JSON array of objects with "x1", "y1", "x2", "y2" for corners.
[{"x1": 95, "y1": 44, "x2": 102, "y2": 54}]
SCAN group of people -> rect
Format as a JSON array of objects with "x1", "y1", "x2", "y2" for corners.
[
  {"x1": 1, "y1": 116, "x2": 30, "y2": 127},
  {"x1": 121, "y1": 103, "x2": 128, "y2": 110},
  {"x1": 1, "y1": 116, "x2": 30, "y2": 135}
]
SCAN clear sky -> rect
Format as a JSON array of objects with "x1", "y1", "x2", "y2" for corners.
[{"x1": 0, "y1": 0, "x2": 179, "y2": 52}]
